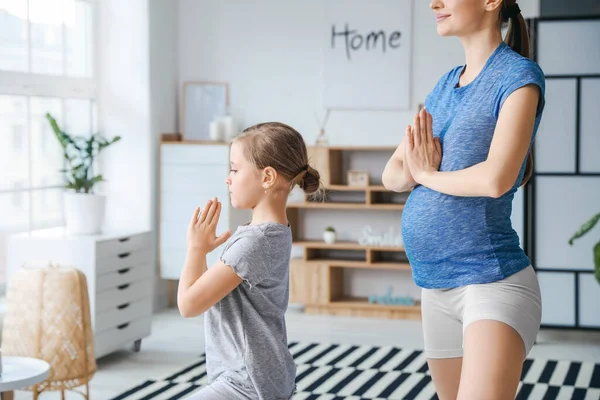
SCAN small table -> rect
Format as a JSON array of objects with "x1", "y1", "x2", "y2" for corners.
[{"x1": 0, "y1": 357, "x2": 50, "y2": 400}]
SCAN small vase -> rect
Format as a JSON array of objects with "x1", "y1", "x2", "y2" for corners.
[
  {"x1": 209, "y1": 120, "x2": 224, "y2": 141},
  {"x1": 316, "y1": 128, "x2": 329, "y2": 146},
  {"x1": 221, "y1": 115, "x2": 237, "y2": 141},
  {"x1": 323, "y1": 231, "x2": 336, "y2": 244}
]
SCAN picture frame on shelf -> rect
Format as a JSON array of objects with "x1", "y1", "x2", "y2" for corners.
[
  {"x1": 347, "y1": 170, "x2": 370, "y2": 187},
  {"x1": 182, "y1": 81, "x2": 229, "y2": 141}
]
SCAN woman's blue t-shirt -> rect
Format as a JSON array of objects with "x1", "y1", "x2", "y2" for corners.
[{"x1": 401, "y1": 42, "x2": 546, "y2": 289}]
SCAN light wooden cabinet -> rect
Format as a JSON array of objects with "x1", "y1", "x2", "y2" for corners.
[
  {"x1": 159, "y1": 140, "x2": 249, "y2": 280},
  {"x1": 7, "y1": 228, "x2": 154, "y2": 359}
]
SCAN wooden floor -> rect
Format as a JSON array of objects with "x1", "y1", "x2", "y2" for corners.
[{"x1": 9, "y1": 307, "x2": 600, "y2": 399}]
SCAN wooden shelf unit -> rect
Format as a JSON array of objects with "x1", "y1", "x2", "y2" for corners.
[
  {"x1": 287, "y1": 146, "x2": 421, "y2": 320},
  {"x1": 287, "y1": 202, "x2": 405, "y2": 210}
]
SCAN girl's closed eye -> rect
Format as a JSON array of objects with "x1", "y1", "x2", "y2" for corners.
[{"x1": 230, "y1": 169, "x2": 238, "y2": 173}]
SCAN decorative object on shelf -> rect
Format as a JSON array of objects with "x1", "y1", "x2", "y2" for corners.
[
  {"x1": 182, "y1": 81, "x2": 229, "y2": 141},
  {"x1": 568, "y1": 212, "x2": 600, "y2": 283},
  {"x1": 209, "y1": 119, "x2": 223, "y2": 141},
  {"x1": 1, "y1": 263, "x2": 96, "y2": 399},
  {"x1": 161, "y1": 133, "x2": 182, "y2": 142},
  {"x1": 208, "y1": 115, "x2": 238, "y2": 142},
  {"x1": 314, "y1": 108, "x2": 331, "y2": 146},
  {"x1": 358, "y1": 225, "x2": 403, "y2": 247},
  {"x1": 316, "y1": 129, "x2": 329, "y2": 146},
  {"x1": 323, "y1": 226, "x2": 337, "y2": 244},
  {"x1": 368, "y1": 286, "x2": 416, "y2": 306},
  {"x1": 347, "y1": 170, "x2": 370, "y2": 187},
  {"x1": 46, "y1": 113, "x2": 120, "y2": 235},
  {"x1": 220, "y1": 115, "x2": 238, "y2": 141}
]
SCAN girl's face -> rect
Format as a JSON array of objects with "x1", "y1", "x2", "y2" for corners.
[
  {"x1": 226, "y1": 142, "x2": 266, "y2": 209},
  {"x1": 430, "y1": 0, "x2": 500, "y2": 37}
]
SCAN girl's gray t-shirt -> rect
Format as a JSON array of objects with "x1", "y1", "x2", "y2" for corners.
[{"x1": 204, "y1": 222, "x2": 296, "y2": 399}]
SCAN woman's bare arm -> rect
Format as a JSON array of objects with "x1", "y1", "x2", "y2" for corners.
[
  {"x1": 382, "y1": 136, "x2": 417, "y2": 193},
  {"x1": 409, "y1": 85, "x2": 539, "y2": 198}
]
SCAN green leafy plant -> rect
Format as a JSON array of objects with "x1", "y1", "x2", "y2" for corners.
[
  {"x1": 325, "y1": 226, "x2": 335, "y2": 232},
  {"x1": 568, "y1": 212, "x2": 600, "y2": 284},
  {"x1": 46, "y1": 113, "x2": 121, "y2": 194}
]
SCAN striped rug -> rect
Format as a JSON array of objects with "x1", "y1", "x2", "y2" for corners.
[{"x1": 111, "y1": 341, "x2": 600, "y2": 400}]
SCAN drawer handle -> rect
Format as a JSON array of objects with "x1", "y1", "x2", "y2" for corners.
[
  {"x1": 117, "y1": 323, "x2": 130, "y2": 330},
  {"x1": 117, "y1": 268, "x2": 131, "y2": 274},
  {"x1": 118, "y1": 252, "x2": 131, "y2": 259},
  {"x1": 118, "y1": 237, "x2": 130, "y2": 243},
  {"x1": 117, "y1": 283, "x2": 130, "y2": 290},
  {"x1": 117, "y1": 303, "x2": 130, "y2": 310}
]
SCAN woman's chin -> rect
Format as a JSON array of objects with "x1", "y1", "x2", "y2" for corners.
[
  {"x1": 437, "y1": 27, "x2": 451, "y2": 36},
  {"x1": 436, "y1": 23, "x2": 454, "y2": 37}
]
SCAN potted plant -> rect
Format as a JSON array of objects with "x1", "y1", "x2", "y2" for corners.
[
  {"x1": 46, "y1": 113, "x2": 121, "y2": 235},
  {"x1": 568, "y1": 212, "x2": 600, "y2": 283},
  {"x1": 323, "y1": 226, "x2": 336, "y2": 244}
]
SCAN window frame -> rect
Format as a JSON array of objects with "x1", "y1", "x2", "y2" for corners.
[{"x1": 0, "y1": 0, "x2": 97, "y2": 295}]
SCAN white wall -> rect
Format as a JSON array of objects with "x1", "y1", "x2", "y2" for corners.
[
  {"x1": 520, "y1": 1, "x2": 540, "y2": 19},
  {"x1": 150, "y1": 1, "x2": 179, "y2": 138},
  {"x1": 96, "y1": 0, "x2": 179, "y2": 311},
  {"x1": 178, "y1": 0, "x2": 539, "y2": 146},
  {"x1": 96, "y1": 0, "x2": 152, "y2": 232},
  {"x1": 149, "y1": 0, "x2": 180, "y2": 310}
]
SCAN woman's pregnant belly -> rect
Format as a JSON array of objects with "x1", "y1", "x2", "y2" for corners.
[
  {"x1": 401, "y1": 186, "x2": 490, "y2": 266},
  {"x1": 401, "y1": 185, "x2": 527, "y2": 288}
]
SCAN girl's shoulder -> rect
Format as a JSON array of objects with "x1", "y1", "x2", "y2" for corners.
[
  {"x1": 235, "y1": 222, "x2": 291, "y2": 238},
  {"x1": 226, "y1": 222, "x2": 291, "y2": 250}
]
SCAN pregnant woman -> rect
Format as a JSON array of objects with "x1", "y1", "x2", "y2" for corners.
[{"x1": 382, "y1": 1, "x2": 546, "y2": 398}]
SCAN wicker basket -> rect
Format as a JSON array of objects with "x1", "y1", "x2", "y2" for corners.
[{"x1": 1, "y1": 264, "x2": 96, "y2": 399}]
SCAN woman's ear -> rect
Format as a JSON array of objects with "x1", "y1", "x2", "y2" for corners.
[
  {"x1": 485, "y1": 0, "x2": 503, "y2": 13},
  {"x1": 262, "y1": 166, "x2": 278, "y2": 188}
]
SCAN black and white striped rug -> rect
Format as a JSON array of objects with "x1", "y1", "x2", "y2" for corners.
[{"x1": 111, "y1": 341, "x2": 600, "y2": 399}]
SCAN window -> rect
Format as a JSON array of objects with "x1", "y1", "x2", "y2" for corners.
[
  {"x1": 0, "y1": 0, "x2": 96, "y2": 289},
  {"x1": 0, "y1": 0, "x2": 94, "y2": 77}
]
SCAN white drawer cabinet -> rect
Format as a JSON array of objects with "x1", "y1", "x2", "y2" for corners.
[
  {"x1": 7, "y1": 228, "x2": 154, "y2": 359},
  {"x1": 159, "y1": 142, "x2": 249, "y2": 280}
]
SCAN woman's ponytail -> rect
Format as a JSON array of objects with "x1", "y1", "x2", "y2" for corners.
[{"x1": 502, "y1": 1, "x2": 533, "y2": 186}]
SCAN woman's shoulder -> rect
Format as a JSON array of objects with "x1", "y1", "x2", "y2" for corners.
[
  {"x1": 499, "y1": 48, "x2": 545, "y2": 85},
  {"x1": 425, "y1": 65, "x2": 463, "y2": 108},
  {"x1": 434, "y1": 65, "x2": 464, "y2": 89}
]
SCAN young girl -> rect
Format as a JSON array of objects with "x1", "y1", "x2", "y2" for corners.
[
  {"x1": 177, "y1": 122, "x2": 321, "y2": 400},
  {"x1": 383, "y1": 1, "x2": 545, "y2": 399}
]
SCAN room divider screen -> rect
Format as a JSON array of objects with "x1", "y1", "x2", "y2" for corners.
[{"x1": 525, "y1": 16, "x2": 600, "y2": 330}]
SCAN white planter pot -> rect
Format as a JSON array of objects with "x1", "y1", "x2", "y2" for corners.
[
  {"x1": 323, "y1": 231, "x2": 336, "y2": 244},
  {"x1": 63, "y1": 192, "x2": 106, "y2": 235}
]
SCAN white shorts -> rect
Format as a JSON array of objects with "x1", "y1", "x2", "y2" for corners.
[{"x1": 421, "y1": 265, "x2": 542, "y2": 359}]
